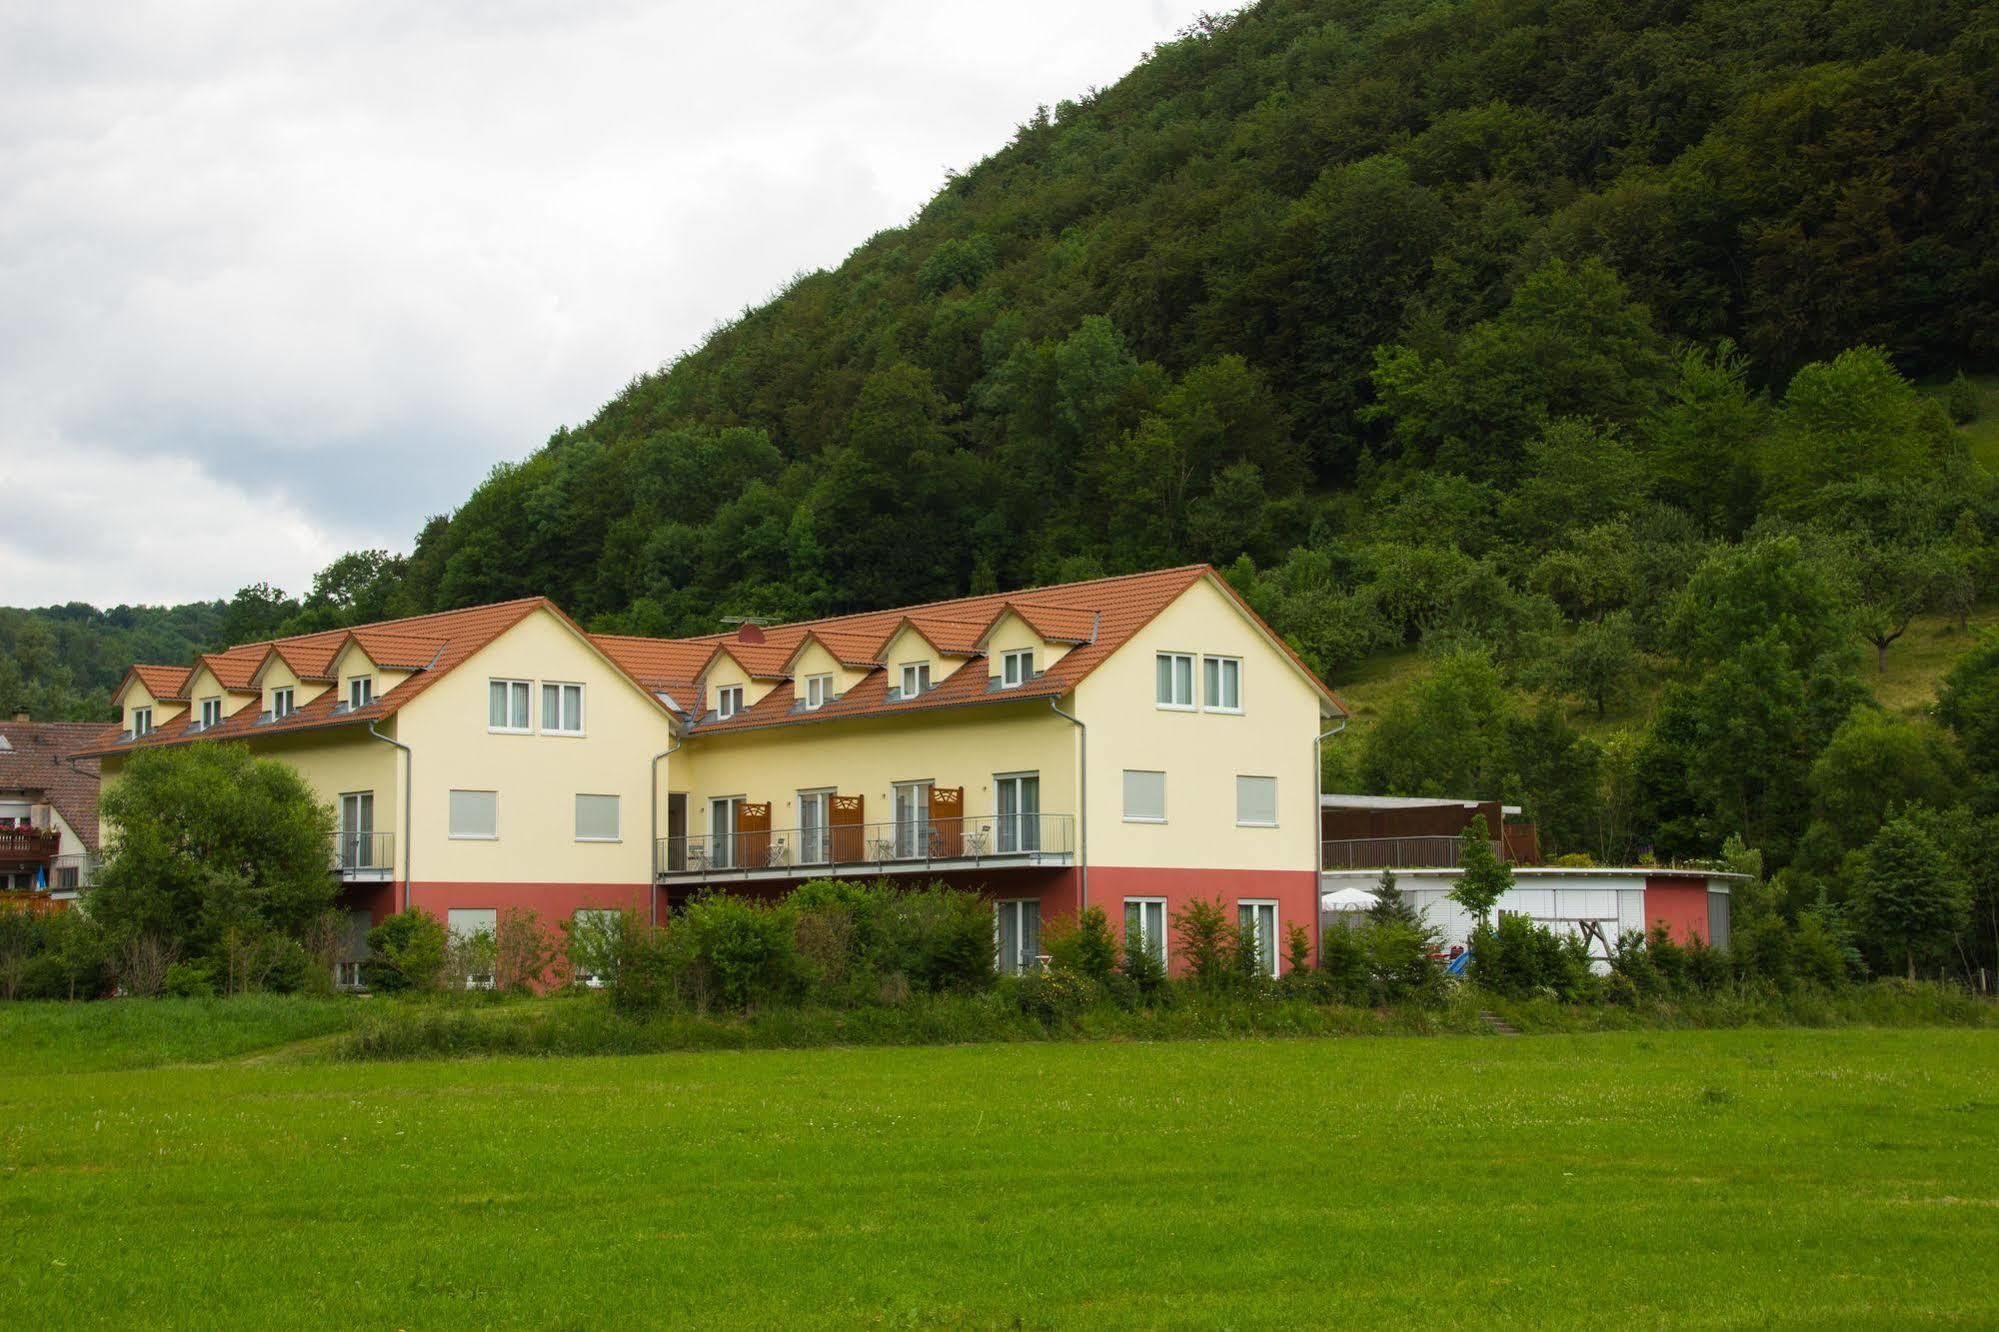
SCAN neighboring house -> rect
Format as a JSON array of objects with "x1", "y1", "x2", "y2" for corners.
[
  {"x1": 81, "y1": 566, "x2": 1347, "y2": 982},
  {"x1": 1318, "y1": 793, "x2": 1739, "y2": 964},
  {"x1": 0, "y1": 715, "x2": 103, "y2": 899}
]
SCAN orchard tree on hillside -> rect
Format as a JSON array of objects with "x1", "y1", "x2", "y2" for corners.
[{"x1": 91, "y1": 744, "x2": 338, "y2": 963}]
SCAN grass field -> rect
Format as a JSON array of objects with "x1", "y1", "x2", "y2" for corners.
[{"x1": 5, "y1": 1020, "x2": 1997, "y2": 1326}]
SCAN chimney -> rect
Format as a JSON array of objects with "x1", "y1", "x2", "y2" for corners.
[
  {"x1": 736, "y1": 622, "x2": 766, "y2": 645},
  {"x1": 10, "y1": 709, "x2": 26, "y2": 723}
]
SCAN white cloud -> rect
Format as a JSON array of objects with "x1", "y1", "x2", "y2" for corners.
[{"x1": 0, "y1": 0, "x2": 1213, "y2": 606}]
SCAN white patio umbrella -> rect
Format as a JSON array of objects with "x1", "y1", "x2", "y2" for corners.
[{"x1": 1320, "y1": 886, "x2": 1377, "y2": 913}]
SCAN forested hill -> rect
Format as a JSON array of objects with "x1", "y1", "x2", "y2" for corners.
[{"x1": 383, "y1": 0, "x2": 1997, "y2": 634}]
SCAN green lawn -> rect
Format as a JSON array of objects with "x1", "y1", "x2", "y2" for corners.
[{"x1": 5, "y1": 1025, "x2": 1997, "y2": 1326}]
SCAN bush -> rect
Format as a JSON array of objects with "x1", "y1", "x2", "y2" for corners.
[
  {"x1": 1011, "y1": 969, "x2": 1097, "y2": 1025},
  {"x1": 1119, "y1": 933, "x2": 1167, "y2": 999},
  {"x1": 494, "y1": 907, "x2": 558, "y2": 992},
  {"x1": 674, "y1": 893, "x2": 804, "y2": 1010},
  {"x1": 1045, "y1": 906, "x2": 1118, "y2": 981},
  {"x1": 785, "y1": 879, "x2": 994, "y2": 999},
  {"x1": 37, "y1": 910, "x2": 111, "y2": 1001},
  {"x1": 364, "y1": 908, "x2": 449, "y2": 994},
  {"x1": 1364, "y1": 919, "x2": 1444, "y2": 1003},
  {"x1": 609, "y1": 925, "x2": 674, "y2": 1016},
  {"x1": 563, "y1": 908, "x2": 633, "y2": 988},
  {"x1": 162, "y1": 960, "x2": 216, "y2": 998},
  {"x1": 1318, "y1": 922, "x2": 1371, "y2": 1003},
  {"x1": 1171, "y1": 897, "x2": 1236, "y2": 990},
  {"x1": 261, "y1": 937, "x2": 317, "y2": 995},
  {"x1": 1471, "y1": 914, "x2": 1590, "y2": 1000}
]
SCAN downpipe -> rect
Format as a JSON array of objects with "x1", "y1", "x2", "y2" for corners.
[
  {"x1": 366, "y1": 720, "x2": 414, "y2": 911},
  {"x1": 1049, "y1": 697, "x2": 1086, "y2": 913},
  {"x1": 649, "y1": 730, "x2": 684, "y2": 932}
]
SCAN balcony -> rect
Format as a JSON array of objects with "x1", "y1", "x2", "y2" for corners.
[
  {"x1": 656, "y1": 813, "x2": 1073, "y2": 883},
  {"x1": 49, "y1": 853, "x2": 97, "y2": 892},
  {"x1": 0, "y1": 826, "x2": 62, "y2": 864},
  {"x1": 332, "y1": 830, "x2": 395, "y2": 881},
  {"x1": 1320, "y1": 835, "x2": 1503, "y2": 870}
]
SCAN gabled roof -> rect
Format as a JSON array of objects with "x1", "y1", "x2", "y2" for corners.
[
  {"x1": 884, "y1": 615, "x2": 987, "y2": 658},
  {"x1": 339, "y1": 629, "x2": 449, "y2": 671},
  {"x1": 247, "y1": 639, "x2": 341, "y2": 688},
  {"x1": 697, "y1": 638, "x2": 794, "y2": 683},
  {"x1": 586, "y1": 635, "x2": 719, "y2": 711},
  {"x1": 0, "y1": 720, "x2": 104, "y2": 851},
  {"x1": 781, "y1": 627, "x2": 886, "y2": 673},
  {"x1": 118, "y1": 664, "x2": 193, "y2": 704},
  {"x1": 80, "y1": 599, "x2": 554, "y2": 757},
  {"x1": 192, "y1": 651, "x2": 264, "y2": 694},
  {"x1": 976, "y1": 600, "x2": 1100, "y2": 647}
]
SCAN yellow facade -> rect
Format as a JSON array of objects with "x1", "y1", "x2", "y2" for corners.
[{"x1": 115, "y1": 678, "x2": 185, "y2": 735}]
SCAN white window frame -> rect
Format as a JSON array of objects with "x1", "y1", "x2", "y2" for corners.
[
  {"x1": 199, "y1": 696, "x2": 222, "y2": 730},
  {"x1": 131, "y1": 707, "x2": 152, "y2": 737},
  {"x1": 348, "y1": 676, "x2": 374, "y2": 711},
  {"x1": 994, "y1": 771, "x2": 1041, "y2": 854},
  {"x1": 1122, "y1": 769, "x2": 1167, "y2": 823},
  {"x1": 541, "y1": 681, "x2": 585, "y2": 736},
  {"x1": 1125, "y1": 897, "x2": 1168, "y2": 967},
  {"x1": 270, "y1": 687, "x2": 295, "y2": 720},
  {"x1": 574, "y1": 793, "x2": 620, "y2": 843},
  {"x1": 489, "y1": 678, "x2": 532, "y2": 733},
  {"x1": 899, "y1": 662, "x2": 930, "y2": 698},
  {"x1": 447, "y1": 907, "x2": 497, "y2": 990},
  {"x1": 1204, "y1": 655, "x2": 1242, "y2": 714},
  {"x1": 1000, "y1": 649, "x2": 1034, "y2": 689},
  {"x1": 802, "y1": 674, "x2": 834, "y2": 710},
  {"x1": 1238, "y1": 899, "x2": 1280, "y2": 978},
  {"x1": 797, "y1": 788, "x2": 833, "y2": 865},
  {"x1": 1235, "y1": 774, "x2": 1279, "y2": 828},
  {"x1": 1155, "y1": 652, "x2": 1196, "y2": 710},
  {"x1": 995, "y1": 898, "x2": 1042, "y2": 975},
  {"x1": 716, "y1": 684, "x2": 745, "y2": 720},
  {"x1": 448, "y1": 789, "x2": 499, "y2": 841}
]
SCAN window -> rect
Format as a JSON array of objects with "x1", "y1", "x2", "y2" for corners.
[
  {"x1": 131, "y1": 707, "x2": 152, "y2": 737},
  {"x1": 1236, "y1": 775, "x2": 1278, "y2": 827},
  {"x1": 348, "y1": 676, "x2": 374, "y2": 710},
  {"x1": 1000, "y1": 649, "x2": 1034, "y2": 689},
  {"x1": 448, "y1": 789, "x2": 498, "y2": 840},
  {"x1": 489, "y1": 679, "x2": 531, "y2": 732},
  {"x1": 447, "y1": 908, "x2": 497, "y2": 989},
  {"x1": 338, "y1": 792, "x2": 375, "y2": 869},
  {"x1": 1155, "y1": 652, "x2": 1195, "y2": 709},
  {"x1": 1204, "y1": 656, "x2": 1242, "y2": 712},
  {"x1": 899, "y1": 663, "x2": 930, "y2": 698},
  {"x1": 716, "y1": 685, "x2": 744, "y2": 720},
  {"x1": 271, "y1": 687, "x2": 295, "y2": 720},
  {"x1": 574, "y1": 793, "x2": 620, "y2": 842},
  {"x1": 542, "y1": 681, "x2": 585, "y2": 734},
  {"x1": 1238, "y1": 900, "x2": 1279, "y2": 977},
  {"x1": 570, "y1": 909, "x2": 619, "y2": 987},
  {"x1": 1125, "y1": 898, "x2": 1167, "y2": 966},
  {"x1": 797, "y1": 790, "x2": 832, "y2": 865},
  {"x1": 995, "y1": 899, "x2": 1042, "y2": 975},
  {"x1": 802, "y1": 674, "x2": 833, "y2": 710},
  {"x1": 1122, "y1": 769, "x2": 1166, "y2": 822},
  {"x1": 199, "y1": 697, "x2": 222, "y2": 730},
  {"x1": 995, "y1": 772, "x2": 1040, "y2": 853}
]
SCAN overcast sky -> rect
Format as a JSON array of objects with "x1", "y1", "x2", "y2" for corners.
[{"x1": 0, "y1": 1, "x2": 1213, "y2": 608}]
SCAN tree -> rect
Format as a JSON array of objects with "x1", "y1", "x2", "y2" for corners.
[
  {"x1": 1450, "y1": 815, "x2": 1512, "y2": 925},
  {"x1": 1805, "y1": 708, "x2": 1964, "y2": 855},
  {"x1": 1762, "y1": 347, "x2": 1943, "y2": 514},
  {"x1": 218, "y1": 582, "x2": 298, "y2": 646},
  {"x1": 1936, "y1": 633, "x2": 1999, "y2": 813},
  {"x1": 1945, "y1": 371, "x2": 1984, "y2": 425},
  {"x1": 1852, "y1": 816, "x2": 1969, "y2": 979},
  {"x1": 1643, "y1": 340, "x2": 1768, "y2": 534},
  {"x1": 1833, "y1": 535, "x2": 1947, "y2": 672},
  {"x1": 90, "y1": 745, "x2": 338, "y2": 965},
  {"x1": 1356, "y1": 650, "x2": 1511, "y2": 799},
  {"x1": 365, "y1": 907, "x2": 449, "y2": 993},
  {"x1": 1499, "y1": 419, "x2": 1647, "y2": 548},
  {"x1": 1555, "y1": 611, "x2": 1640, "y2": 717}
]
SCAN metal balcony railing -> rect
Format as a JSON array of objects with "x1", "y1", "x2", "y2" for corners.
[
  {"x1": 332, "y1": 830, "x2": 395, "y2": 878},
  {"x1": 1320, "y1": 835, "x2": 1502, "y2": 870},
  {"x1": 49, "y1": 853, "x2": 97, "y2": 891},
  {"x1": 656, "y1": 813, "x2": 1073, "y2": 879}
]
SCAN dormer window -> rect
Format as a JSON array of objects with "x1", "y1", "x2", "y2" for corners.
[
  {"x1": 717, "y1": 685, "x2": 744, "y2": 720},
  {"x1": 1000, "y1": 649, "x2": 1034, "y2": 689},
  {"x1": 802, "y1": 674, "x2": 833, "y2": 710},
  {"x1": 271, "y1": 687, "x2": 295, "y2": 720},
  {"x1": 900, "y1": 663, "x2": 930, "y2": 698},
  {"x1": 349, "y1": 677, "x2": 374, "y2": 711},
  {"x1": 199, "y1": 697, "x2": 223, "y2": 730},
  {"x1": 131, "y1": 707, "x2": 153, "y2": 737}
]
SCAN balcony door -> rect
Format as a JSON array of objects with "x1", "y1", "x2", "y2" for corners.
[
  {"x1": 995, "y1": 898, "x2": 1041, "y2": 975},
  {"x1": 995, "y1": 772, "x2": 1040, "y2": 853},
  {"x1": 339, "y1": 792, "x2": 374, "y2": 870},
  {"x1": 893, "y1": 781, "x2": 932, "y2": 858},
  {"x1": 709, "y1": 796, "x2": 743, "y2": 869},
  {"x1": 798, "y1": 790, "x2": 832, "y2": 866}
]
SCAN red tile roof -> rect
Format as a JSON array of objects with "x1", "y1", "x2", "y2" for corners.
[
  {"x1": 122, "y1": 664, "x2": 193, "y2": 702},
  {"x1": 0, "y1": 721, "x2": 104, "y2": 851}
]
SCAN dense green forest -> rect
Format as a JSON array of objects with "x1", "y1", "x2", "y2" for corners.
[{"x1": 10, "y1": 0, "x2": 1999, "y2": 976}]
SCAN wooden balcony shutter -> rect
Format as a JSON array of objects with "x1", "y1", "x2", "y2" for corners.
[
  {"x1": 928, "y1": 786, "x2": 963, "y2": 857},
  {"x1": 829, "y1": 794, "x2": 864, "y2": 865},
  {"x1": 736, "y1": 800, "x2": 772, "y2": 868}
]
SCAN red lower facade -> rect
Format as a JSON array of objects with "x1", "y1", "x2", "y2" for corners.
[{"x1": 342, "y1": 865, "x2": 1318, "y2": 976}]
